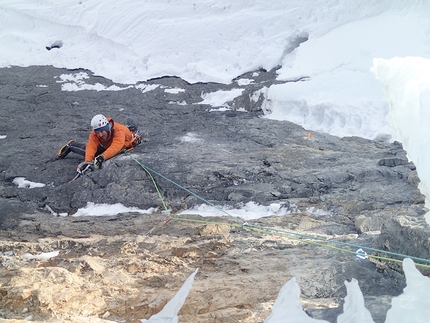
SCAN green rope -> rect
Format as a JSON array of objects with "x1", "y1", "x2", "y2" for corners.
[
  {"x1": 244, "y1": 222, "x2": 430, "y2": 265},
  {"x1": 125, "y1": 154, "x2": 430, "y2": 268},
  {"x1": 125, "y1": 152, "x2": 245, "y2": 224},
  {"x1": 171, "y1": 216, "x2": 430, "y2": 269},
  {"x1": 123, "y1": 151, "x2": 169, "y2": 213}
]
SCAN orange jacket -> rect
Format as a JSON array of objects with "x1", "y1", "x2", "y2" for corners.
[{"x1": 85, "y1": 117, "x2": 134, "y2": 162}]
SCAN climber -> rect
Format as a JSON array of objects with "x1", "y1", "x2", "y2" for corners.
[{"x1": 56, "y1": 114, "x2": 142, "y2": 170}]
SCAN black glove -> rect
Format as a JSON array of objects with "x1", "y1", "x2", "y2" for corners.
[{"x1": 94, "y1": 155, "x2": 105, "y2": 169}]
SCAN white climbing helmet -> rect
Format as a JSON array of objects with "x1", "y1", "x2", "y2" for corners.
[{"x1": 91, "y1": 114, "x2": 109, "y2": 131}]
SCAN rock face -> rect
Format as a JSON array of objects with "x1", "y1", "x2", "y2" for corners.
[{"x1": 0, "y1": 66, "x2": 430, "y2": 323}]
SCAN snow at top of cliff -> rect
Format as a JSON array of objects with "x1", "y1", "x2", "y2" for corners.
[
  {"x1": 1, "y1": 1, "x2": 429, "y2": 141},
  {"x1": 0, "y1": 0, "x2": 426, "y2": 83}
]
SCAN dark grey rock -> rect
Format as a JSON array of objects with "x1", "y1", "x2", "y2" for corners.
[
  {"x1": 378, "y1": 157, "x2": 409, "y2": 167},
  {"x1": 1, "y1": 66, "x2": 430, "y2": 323}
]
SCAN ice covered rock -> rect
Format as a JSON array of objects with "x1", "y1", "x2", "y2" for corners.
[
  {"x1": 337, "y1": 279, "x2": 375, "y2": 323},
  {"x1": 264, "y1": 278, "x2": 329, "y2": 323},
  {"x1": 385, "y1": 259, "x2": 430, "y2": 323},
  {"x1": 141, "y1": 269, "x2": 198, "y2": 323}
]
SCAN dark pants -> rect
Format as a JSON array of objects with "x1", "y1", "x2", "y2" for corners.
[{"x1": 69, "y1": 142, "x2": 106, "y2": 158}]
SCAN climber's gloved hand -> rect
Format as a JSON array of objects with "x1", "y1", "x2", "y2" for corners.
[
  {"x1": 94, "y1": 155, "x2": 105, "y2": 169},
  {"x1": 77, "y1": 161, "x2": 93, "y2": 174}
]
